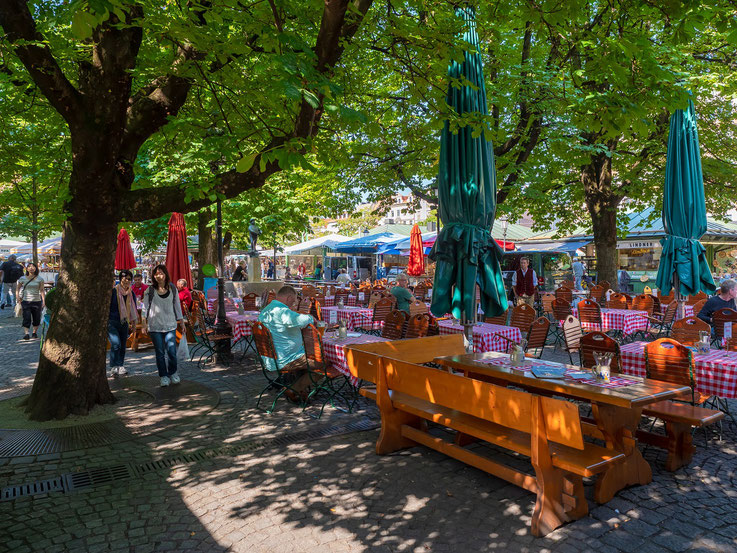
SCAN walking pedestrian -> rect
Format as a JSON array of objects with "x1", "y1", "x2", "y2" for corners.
[
  {"x1": 0, "y1": 254, "x2": 24, "y2": 310},
  {"x1": 108, "y1": 270, "x2": 138, "y2": 375},
  {"x1": 16, "y1": 262, "x2": 45, "y2": 340},
  {"x1": 142, "y1": 264, "x2": 186, "y2": 387}
]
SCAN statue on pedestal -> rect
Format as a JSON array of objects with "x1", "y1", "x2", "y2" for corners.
[{"x1": 248, "y1": 219, "x2": 262, "y2": 255}]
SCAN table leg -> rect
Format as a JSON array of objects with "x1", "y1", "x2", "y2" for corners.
[{"x1": 592, "y1": 402, "x2": 652, "y2": 504}]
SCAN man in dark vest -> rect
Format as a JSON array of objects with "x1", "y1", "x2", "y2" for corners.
[{"x1": 512, "y1": 256, "x2": 537, "y2": 307}]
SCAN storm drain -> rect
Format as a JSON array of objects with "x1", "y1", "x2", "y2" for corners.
[{"x1": 1, "y1": 417, "x2": 379, "y2": 502}]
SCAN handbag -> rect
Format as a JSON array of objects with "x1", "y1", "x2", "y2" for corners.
[
  {"x1": 14, "y1": 302, "x2": 22, "y2": 318},
  {"x1": 176, "y1": 335, "x2": 190, "y2": 361}
]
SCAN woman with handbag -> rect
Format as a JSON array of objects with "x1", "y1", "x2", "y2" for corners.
[
  {"x1": 142, "y1": 264, "x2": 186, "y2": 387},
  {"x1": 15, "y1": 262, "x2": 45, "y2": 340}
]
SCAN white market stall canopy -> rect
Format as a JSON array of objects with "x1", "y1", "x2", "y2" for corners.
[
  {"x1": 284, "y1": 234, "x2": 352, "y2": 255},
  {"x1": 0, "y1": 239, "x2": 29, "y2": 256}
]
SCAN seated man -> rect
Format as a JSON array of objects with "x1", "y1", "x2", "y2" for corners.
[
  {"x1": 176, "y1": 279, "x2": 193, "y2": 312},
  {"x1": 697, "y1": 279, "x2": 737, "y2": 325},
  {"x1": 258, "y1": 286, "x2": 314, "y2": 400},
  {"x1": 336, "y1": 268, "x2": 351, "y2": 287},
  {"x1": 390, "y1": 273, "x2": 414, "y2": 314}
]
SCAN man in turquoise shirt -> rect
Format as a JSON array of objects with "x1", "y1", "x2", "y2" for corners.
[
  {"x1": 390, "y1": 273, "x2": 415, "y2": 314},
  {"x1": 258, "y1": 286, "x2": 313, "y2": 396}
]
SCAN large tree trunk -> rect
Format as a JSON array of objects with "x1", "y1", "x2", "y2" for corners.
[
  {"x1": 25, "y1": 215, "x2": 118, "y2": 420},
  {"x1": 581, "y1": 143, "x2": 621, "y2": 290},
  {"x1": 196, "y1": 208, "x2": 217, "y2": 290}
]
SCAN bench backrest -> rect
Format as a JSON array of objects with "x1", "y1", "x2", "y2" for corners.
[
  {"x1": 380, "y1": 357, "x2": 585, "y2": 450},
  {"x1": 345, "y1": 334, "x2": 465, "y2": 383}
]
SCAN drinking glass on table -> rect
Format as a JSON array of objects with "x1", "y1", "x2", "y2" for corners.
[{"x1": 316, "y1": 321, "x2": 327, "y2": 336}]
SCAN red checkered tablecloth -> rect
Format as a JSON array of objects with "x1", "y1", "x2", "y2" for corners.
[
  {"x1": 474, "y1": 356, "x2": 640, "y2": 389},
  {"x1": 437, "y1": 321, "x2": 522, "y2": 353},
  {"x1": 323, "y1": 295, "x2": 357, "y2": 307},
  {"x1": 321, "y1": 306, "x2": 375, "y2": 330},
  {"x1": 620, "y1": 341, "x2": 737, "y2": 399},
  {"x1": 322, "y1": 333, "x2": 390, "y2": 386},
  {"x1": 660, "y1": 303, "x2": 694, "y2": 320},
  {"x1": 570, "y1": 307, "x2": 648, "y2": 336},
  {"x1": 226, "y1": 312, "x2": 260, "y2": 341}
]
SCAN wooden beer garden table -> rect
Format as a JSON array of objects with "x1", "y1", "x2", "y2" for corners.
[{"x1": 433, "y1": 351, "x2": 690, "y2": 504}]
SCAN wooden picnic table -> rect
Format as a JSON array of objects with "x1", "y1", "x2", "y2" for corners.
[{"x1": 433, "y1": 351, "x2": 690, "y2": 504}]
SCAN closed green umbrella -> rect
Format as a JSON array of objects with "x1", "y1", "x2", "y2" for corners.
[
  {"x1": 655, "y1": 99, "x2": 716, "y2": 303},
  {"x1": 429, "y1": 7, "x2": 507, "y2": 327}
]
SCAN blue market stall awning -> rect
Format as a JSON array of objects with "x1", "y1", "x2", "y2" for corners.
[
  {"x1": 655, "y1": 99, "x2": 716, "y2": 297},
  {"x1": 334, "y1": 232, "x2": 405, "y2": 255},
  {"x1": 516, "y1": 240, "x2": 590, "y2": 253}
]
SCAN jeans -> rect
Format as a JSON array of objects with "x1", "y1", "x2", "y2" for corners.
[
  {"x1": 574, "y1": 275, "x2": 583, "y2": 290},
  {"x1": 1, "y1": 282, "x2": 16, "y2": 307},
  {"x1": 107, "y1": 319, "x2": 129, "y2": 367},
  {"x1": 150, "y1": 330, "x2": 178, "y2": 377},
  {"x1": 21, "y1": 301, "x2": 43, "y2": 329}
]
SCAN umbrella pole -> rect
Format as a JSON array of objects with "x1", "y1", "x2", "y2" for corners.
[
  {"x1": 462, "y1": 313, "x2": 474, "y2": 353},
  {"x1": 674, "y1": 272, "x2": 685, "y2": 320},
  {"x1": 214, "y1": 199, "x2": 233, "y2": 365}
]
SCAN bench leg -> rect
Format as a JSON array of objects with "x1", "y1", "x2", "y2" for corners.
[
  {"x1": 531, "y1": 463, "x2": 567, "y2": 537},
  {"x1": 376, "y1": 410, "x2": 423, "y2": 454},
  {"x1": 592, "y1": 403, "x2": 651, "y2": 504},
  {"x1": 563, "y1": 475, "x2": 588, "y2": 520},
  {"x1": 664, "y1": 421, "x2": 695, "y2": 472}
]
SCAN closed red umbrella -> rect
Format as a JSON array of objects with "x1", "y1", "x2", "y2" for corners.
[
  {"x1": 115, "y1": 228, "x2": 136, "y2": 270},
  {"x1": 165, "y1": 213, "x2": 193, "y2": 289},
  {"x1": 407, "y1": 224, "x2": 425, "y2": 276}
]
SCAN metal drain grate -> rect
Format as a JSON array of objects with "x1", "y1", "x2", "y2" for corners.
[
  {"x1": 65, "y1": 464, "x2": 132, "y2": 492},
  {"x1": 1, "y1": 477, "x2": 64, "y2": 501},
  {"x1": 0, "y1": 421, "x2": 134, "y2": 458}
]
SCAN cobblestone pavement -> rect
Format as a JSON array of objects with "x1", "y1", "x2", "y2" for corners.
[{"x1": 1, "y1": 308, "x2": 736, "y2": 553}]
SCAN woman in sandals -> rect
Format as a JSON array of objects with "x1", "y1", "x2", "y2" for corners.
[
  {"x1": 142, "y1": 264, "x2": 186, "y2": 387},
  {"x1": 16, "y1": 262, "x2": 45, "y2": 340}
]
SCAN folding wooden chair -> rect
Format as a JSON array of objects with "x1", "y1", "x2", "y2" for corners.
[
  {"x1": 242, "y1": 292, "x2": 259, "y2": 311},
  {"x1": 578, "y1": 298, "x2": 603, "y2": 333},
  {"x1": 644, "y1": 300, "x2": 677, "y2": 340},
  {"x1": 631, "y1": 294, "x2": 655, "y2": 316},
  {"x1": 509, "y1": 303, "x2": 536, "y2": 336},
  {"x1": 484, "y1": 309, "x2": 508, "y2": 326},
  {"x1": 606, "y1": 293, "x2": 628, "y2": 309},
  {"x1": 405, "y1": 313, "x2": 430, "y2": 339},
  {"x1": 579, "y1": 331, "x2": 621, "y2": 373},
  {"x1": 413, "y1": 284, "x2": 427, "y2": 301},
  {"x1": 598, "y1": 280, "x2": 611, "y2": 291},
  {"x1": 381, "y1": 310, "x2": 407, "y2": 340},
  {"x1": 562, "y1": 315, "x2": 582, "y2": 365},
  {"x1": 554, "y1": 286, "x2": 573, "y2": 304},
  {"x1": 589, "y1": 285, "x2": 605, "y2": 304},
  {"x1": 359, "y1": 297, "x2": 394, "y2": 335},
  {"x1": 711, "y1": 308, "x2": 737, "y2": 347},
  {"x1": 408, "y1": 299, "x2": 429, "y2": 317},
  {"x1": 691, "y1": 298, "x2": 707, "y2": 318},
  {"x1": 253, "y1": 322, "x2": 307, "y2": 413},
  {"x1": 301, "y1": 324, "x2": 354, "y2": 418},
  {"x1": 671, "y1": 316, "x2": 710, "y2": 346},
  {"x1": 686, "y1": 291, "x2": 708, "y2": 305}
]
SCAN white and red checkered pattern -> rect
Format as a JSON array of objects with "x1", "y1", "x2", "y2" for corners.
[
  {"x1": 322, "y1": 333, "x2": 390, "y2": 386},
  {"x1": 323, "y1": 295, "x2": 357, "y2": 307},
  {"x1": 620, "y1": 341, "x2": 737, "y2": 399},
  {"x1": 437, "y1": 321, "x2": 522, "y2": 353},
  {"x1": 475, "y1": 356, "x2": 640, "y2": 389},
  {"x1": 226, "y1": 312, "x2": 260, "y2": 341},
  {"x1": 570, "y1": 307, "x2": 648, "y2": 336},
  {"x1": 321, "y1": 306, "x2": 376, "y2": 330},
  {"x1": 660, "y1": 303, "x2": 694, "y2": 320}
]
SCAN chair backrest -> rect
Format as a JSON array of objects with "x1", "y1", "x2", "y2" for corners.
[
  {"x1": 382, "y1": 310, "x2": 407, "y2": 340},
  {"x1": 368, "y1": 291, "x2": 384, "y2": 308},
  {"x1": 263, "y1": 289, "x2": 276, "y2": 308},
  {"x1": 192, "y1": 303, "x2": 210, "y2": 335},
  {"x1": 562, "y1": 315, "x2": 582, "y2": 353},
  {"x1": 301, "y1": 285, "x2": 317, "y2": 298},
  {"x1": 671, "y1": 316, "x2": 710, "y2": 346},
  {"x1": 326, "y1": 285, "x2": 336, "y2": 296},
  {"x1": 313, "y1": 292, "x2": 326, "y2": 307},
  {"x1": 484, "y1": 309, "x2": 508, "y2": 326},
  {"x1": 711, "y1": 307, "x2": 737, "y2": 340},
  {"x1": 509, "y1": 303, "x2": 536, "y2": 332},
  {"x1": 650, "y1": 294, "x2": 661, "y2": 314},
  {"x1": 578, "y1": 298, "x2": 602, "y2": 328},
  {"x1": 598, "y1": 280, "x2": 611, "y2": 291},
  {"x1": 408, "y1": 299, "x2": 428, "y2": 317},
  {"x1": 252, "y1": 322, "x2": 278, "y2": 363},
  {"x1": 606, "y1": 293, "x2": 628, "y2": 309},
  {"x1": 551, "y1": 298, "x2": 572, "y2": 322},
  {"x1": 555, "y1": 286, "x2": 573, "y2": 304},
  {"x1": 373, "y1": 297, "x2": 395, "y2": 323},
  {"x1": 242, "y1": 292, "x2": 259, "y2": 311},
  {"x1": 301, "y1": 324, "x2": 325, "y2": 368},
  {"x1": 660, "y1": 300, "x2": 677, "y2": 326},
  {"x1": 659, "y1": 291, "x2": 674, "y2": 304},
  {"x1": 526, "y1": 317, "x2": 550, "y2": 358},
  {"x1": 309, "y1": 298, "x2": 322, "y2": 322},
  {"x1": 297, "y1": 297, "x2": 312, "y2": 314},
  {"x1": 589, "y1": 285, "x2": 605, "y2": 303},
  {"x1": 691, "y1": 298, "x2": 707, "y2": 317},
  {"x1": 334, "y1": 290, "x2": 349, "y2": 304},
  {"x1": 413, "y1": 284, "x2": 427, "y2": 301},
  {"x1": 631, "y1": 294, "x2": 654, "y2": 315},
  {"x1": 645, "y1": 338, "x2": 695, "y2": 397},
  {"x1": 686, "y1": 291, "x2": 708, "y2": 305},
  {"x1": 643, "y1": 285, "x2": 652, "y2": 295},
  {"x1": 380, "y1": 357, "x2": 585, "y2": 450},
  {"x1": 561, "y1": 279, "x2": 575, "y2": 290},
  {"x1": 405, "y1": 313, "x2": 430, "y2": 339},
  {"x1": 540, "y1": 293, "x2": 555, "y2": 315},
  {"x1": 579, "y1": 331, "x2": 621, "y2": 373}
]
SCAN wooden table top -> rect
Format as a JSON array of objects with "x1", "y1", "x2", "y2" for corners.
[{"x1": 434, "y1": 351, "x2": 690, "y2": 409}]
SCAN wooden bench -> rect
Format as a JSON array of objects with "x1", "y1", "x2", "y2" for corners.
[
  {"x1": 375, "y1": 356, "x2": 624, "y2": 537},
  {"x1": 636, "y1": 401, "x2": 724, "y2": 471},
  {"x1": 344, "y1": 334, "x2": 466, "y2": 400}
]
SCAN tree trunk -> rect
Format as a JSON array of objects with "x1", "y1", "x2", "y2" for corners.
[
  {"x1": 196, "y1": 208, "x2": 217, "y2": 290},
  {"x1": 581, "y1": 144, "x2": 621, "y2": 290},
  {"x1": 25, "y1": 215, "x2": 118, "y2": 420},
  {"x1": 31, "y1": 229, "x2": 38, "y2": 267}
]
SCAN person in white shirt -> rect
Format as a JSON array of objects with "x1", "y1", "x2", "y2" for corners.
[
  {"x1": 336, "y1": 268, "x2": 351, "y2": 287},
  {"x1": 511, "y1": 257, "x2": 538, "y2": 307}
]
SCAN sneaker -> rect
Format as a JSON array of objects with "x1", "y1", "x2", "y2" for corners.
[
  {"x1": 111, "y1": 366, "x2": 119, "y2": 375},
  {"x1": 32, "y1": 332, "x2": 38, "y2": 339},
  {"x1": 23, "y1": 334, "x2": 30, "y2": 340},
  {"x1": 117, "y1": 366, "x2": 127, "y2": 376},
  {"x1": 170, "y1": 373, "x2": 181, "y2": 384},
  {"x1": 0, "y1": 304, "x2": 4, "y2": 310},
  {"x1": 160, "y1": 376, "x2": 171, "y2": 387}
]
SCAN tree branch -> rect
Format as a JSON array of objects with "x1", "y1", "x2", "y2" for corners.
[{"x1": 0, "y1": 0, "x2": 83, "y2": 126}]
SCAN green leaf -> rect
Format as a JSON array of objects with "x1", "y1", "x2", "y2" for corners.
[
  {"x1": 236, "y1": 153, "x2": 257, "y2": 173},
  {"x1": 71, "y1": 11, "x2": 94, "y2": 40}
]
